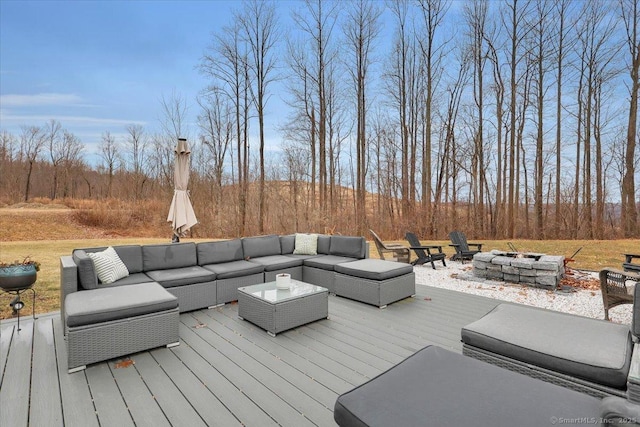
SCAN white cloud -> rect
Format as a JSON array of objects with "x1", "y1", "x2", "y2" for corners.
[
  {"x1": 0, "y1": 110, "x2": 146, "y2": 127},
  {"x1": 0, "y1": 93, "x2": 84, "y2": 107}
]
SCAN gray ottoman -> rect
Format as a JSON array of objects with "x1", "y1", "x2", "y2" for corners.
[
  {"x1": 334, "y1": 259, "x2": 415, "y2": 308},
  {"x1": 65, "y1": 282, "x2": 180, "y2": 372},
  {"x1": 334, "y1": 345, "x2": 605, "y2": 427}
]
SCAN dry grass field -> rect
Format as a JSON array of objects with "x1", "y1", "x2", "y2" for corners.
[{"x1": 0, "y1": 204, "x2": 638, "y2": 320}]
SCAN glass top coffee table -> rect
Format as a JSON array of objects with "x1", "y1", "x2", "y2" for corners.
[{"x1": 237, "y1": 280, "x2": 328, "y2": 336}]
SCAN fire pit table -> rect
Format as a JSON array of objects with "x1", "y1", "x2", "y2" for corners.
[{"x1": 472, "y1": 250, "x2": 565, "y2": 290}]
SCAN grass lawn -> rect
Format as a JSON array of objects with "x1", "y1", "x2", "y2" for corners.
[{"x1": 1, "y1": 237, "x2": 638, "y2": 320}]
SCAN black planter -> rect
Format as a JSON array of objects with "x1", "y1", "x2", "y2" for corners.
[{"x1": 0, "y1": 265, "x2": 37, "y2": 291}]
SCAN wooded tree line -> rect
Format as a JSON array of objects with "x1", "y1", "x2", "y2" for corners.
[{"x1": 1, "y1": 0, "x2": 639, "y2": 240}]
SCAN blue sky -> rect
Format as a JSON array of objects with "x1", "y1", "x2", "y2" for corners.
[{"x1": 1, "y1": 0, "x2": 293, "y2": 156}]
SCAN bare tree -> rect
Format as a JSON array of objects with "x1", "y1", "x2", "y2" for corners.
[
  {"x1": 124, "y1": 124, "x2": 149, "y2": 200},
  {"x1": 159, "y1": 90, "x2": 190, "y2": 142},
  {"x1": 19, "y1": 125, "x2": 45, "y2": 202},
  {"x1": 99, "y1": 131, "x2": 120, "y2": 198},
  {"x1": 620, "y1": 0, "x2": 640, "y2": 237},
  {"x1": 43, "y1": 119, "x2": 64, "y2": 199},
  {"x1": 239, "y1": 0, "x2": 279, "y2": 234},
  {"x1": 344, "y1": 0, "x2": 382, "y2": 235},
  {"x1": 200, "y1": 18, "x2": 252, "y2": 235},
  {"x1": 59, "y1": 131, "x2": 84, "y2": 198}
]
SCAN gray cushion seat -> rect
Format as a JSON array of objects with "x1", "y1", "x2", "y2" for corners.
[
  {"x1": 146, "y1": 266, "x2": 216, "y2": 288},
  {"x1": 203, "y1": 260, "x2": 264, "y2": 279},
  {"x1": 65, "y1": 282, "x2": 178, "y2": 328},
  {"x1": 99, "y1": 272, "x2": 153, "y2": 287},
  {"x1": 248, "y1": 255, "x2": 303, "y2": 271},
  {"x1": 304, "y1": 255, "x2": 358, "y2": 271},
  {"x1": 334, "y1": 345, "x2": 602, "y2": 427},
  {"x1": 335, "y1": 259, "x2": 413, "y2": 280},
  {"x1": 462, "y1": 303, "x2": 633, "y2": 389}
]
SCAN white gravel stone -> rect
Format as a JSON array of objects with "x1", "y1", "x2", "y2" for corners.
[{"x1": 413, "y1": 263, "x2": 632, "y2": 325}]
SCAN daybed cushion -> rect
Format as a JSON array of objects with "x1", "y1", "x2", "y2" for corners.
[
  {"x1": 304, "y1": 255, "x2": 358, "y2": 271},
  {"x1": 65, "y1": 282, "x2": 178, "y2": 328},
  {"x1": 334, "y1": 345, "x2": 600, "y2": 427},
  {"x1": 330, "y1": 236, "x2": 366, "y2": 259},
  {"x1": 335, "y1": 259, "x2": 413, "y2": 281},
  {"x1": 146, "y1": 266, "x2": 216, "y2": 288},
  {"x1": 242, "y1": 235, "x2": 282, "y2": 259},
  {"x1": 142, "y1": 243, "x2": 197, "y2": 271},
  {"x1": 197, "y1": 239, "x2": 243, "y2": 265},
  {"x1": 247, "y1": 255, "x2": 303, "y2": 272},
  {"x1": 461, "y1": 303, "x2": 633, "y2": 389},
  {"x1": 203, "y1": 260, "x2": 264, "y2": 279}
]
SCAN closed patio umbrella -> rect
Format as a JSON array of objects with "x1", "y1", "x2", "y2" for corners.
[{"x1": 167, "y1": 137, "x2": 197, "y2": 242}]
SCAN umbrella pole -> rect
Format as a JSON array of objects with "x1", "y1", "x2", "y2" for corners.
[{"x1": 172, "y1": 233, "x2": 180, "y2": 243}]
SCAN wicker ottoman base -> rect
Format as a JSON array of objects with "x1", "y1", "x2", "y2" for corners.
[
  {"x1": 238, "y1": 281, "x2": 328, "y2": 336},
  {"x1": 66, "y1": 307, "x2": 180, "y2": 372},
  {"x1": 334, "y1": 271, "x2": 415, "y2": 308}
]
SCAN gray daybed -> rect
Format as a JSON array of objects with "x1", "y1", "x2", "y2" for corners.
[
  {"x1": 461, "y1": 286, "x2": 640, "y2": 400},
  {"x1": 334, "y1": 345, "x2": 640, "y2": 427}
]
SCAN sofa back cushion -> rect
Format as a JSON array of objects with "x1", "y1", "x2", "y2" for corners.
[
  {"x1": 317, "y1": 235, "x2": 331, "y2": 254},
  {"x1": 142, "y1": 242, "x2": 197, "y2": 271},
  {"x1": 280, "y1": 234, "x2": 295, "y2": 254},
  {"x1": 72, "y1": 249, "x2": 99, "y2": 290},
  {"x1": 329, "y1": 236, "x2": 366, "y2": 259},
  {"x1": 242, "y1": 235, "x2": 281, "y2": 259},
  {"x1": 197, "y1": 239, "x2": 244, "y2": 265},
  {"x1": 112, "y1": 245, "x2": 144, "y2": 274}
]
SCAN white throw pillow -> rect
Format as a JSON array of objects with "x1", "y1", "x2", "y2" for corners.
[
  {"x1": 87, "y1": 246, "x2": 129, "y2": 284},
  {"x1": 293, "y1": 233, "x2": 318, "y2": 255}
]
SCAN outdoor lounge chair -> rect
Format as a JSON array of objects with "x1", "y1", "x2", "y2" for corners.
[
  {"x1": 624, "y1": 254, "x2": 640, "y2": 273},
  {"x1": 334, "y1": 345, "x2": 640, "y2": 427},
  {"x1": 601, "y1": 267, "x2": 640, "y2": 320},
  {"x1": 448, "y1": 230, "x2": 483, "y2": 262},
  {"x1": 462, "y1": 281, "x2": 640, "y2": 400},
  {"x1": 369, "y1": 229, "x2": 410, "y2": 263},
  {"x1": 404, "y1": 232, "x2": 446, "y2": 269}
]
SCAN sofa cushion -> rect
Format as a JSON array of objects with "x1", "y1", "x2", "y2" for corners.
[
  {"x1": 86, "y1": 246, "x2": 130, "y2": 285},
  {"x1": 330, "y1": 236, "x2": 366, "y2": 259},
  {"x1": 143, "y1": 243, "x2": 197, "y2": 271},
  {"x1": 197, "y1": 239, "x2": 243, "y2": 265},
  {"x1": 280, "y1": 234, "x2": 295, "y2": 254},
  {"x1": 202, "y1": 260, "x2": 264, "y2": 280},
  {"x1": 146, "y1": 266, "x2": 215, "y2": 288},
  {"x1": 286, "y1": 254, "x2": 322, "y2": 261},
  {"x1": 77, "y1": 245, "x2": 144, "y2": 274},
  {"x1": 247, "y1": 255, "x2": 303, "y2": 272},
  {"x1": 334, "y1": 345, "x2": 600, "y2": 427},
  {"x1": 461, "y1": 303, "x2": 633, "y2": 389},
  {"x1": 335, "y1": 259, "x2": 414, "y2": 281},
  {"x1": 304, "y1": 255, "x2": 357, "y2": 271},
  {"x1": 112, "y1": 245, "x2": 144, "y2": 273},
  {"x1": 72, "y1": 249, "x2": 98, "y2": 290},
  {"x1": 97, "y1": 273, "x2": 154, "y2": 288},
  {"x1": 242, "y1": 235, "x2": 281, "y2": 259},
  {"x1": 65, "y1": 282, "x2": 178, "y2": 328},
  {"x1": 317, "y1": 235, "x2": 331, "y2": 254},
  {"x1": 293, "y1": 233, "x2": 318, "y2": 255}
]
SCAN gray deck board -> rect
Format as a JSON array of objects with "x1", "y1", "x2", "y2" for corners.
[
  {"x1": 0, "y1": 284, "x2": 502, "y2": 427},
  {"x1": 52, "y1": 318, "x2": 100, "y2": 427},
  {"x1": 86, "y1": 363, "x2": 135, "y2": 427},
  {"x1": 0, "y1": 321, "x2": 33, "y2": 427},
  {"x1": 0, "y1": 322, "x2": 14, "y2": 383},
  {"x1": 30, "y1": 318, "x2": 63, "y2": 427},
  {"x1": 108, "y1": 354, "x2": 172, "y2": 427}
]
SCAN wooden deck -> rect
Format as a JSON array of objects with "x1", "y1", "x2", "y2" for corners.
[{"x1": 0, "y1": 285, "x2": 498, "y2": 427}]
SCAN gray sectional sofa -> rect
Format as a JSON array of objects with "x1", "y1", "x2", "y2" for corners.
[{"x1": 60, "y1": 234, "x2": 414, "y2": 372}]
